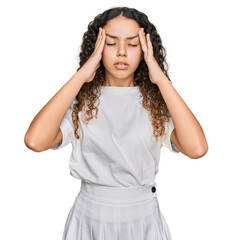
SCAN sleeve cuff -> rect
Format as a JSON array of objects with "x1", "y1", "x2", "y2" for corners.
[
  {"x1": 51, "y1": 108, "x2": 73, "y2": 150},
  {"x1": 162, "y1": 117, "x2": 180, "y2": 153}
]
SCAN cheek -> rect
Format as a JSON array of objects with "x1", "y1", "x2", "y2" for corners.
[
  {"x1": 130, "y1": 48, "x2": 142, "y2": 63},
  {"x1": 102, "y1": 48, "x2": 113, "y2": 68},
  {"x1": 102, "y1": 47, "x2": 113, "y2": 62}
]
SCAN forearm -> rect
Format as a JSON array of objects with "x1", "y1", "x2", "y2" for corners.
[
  {"x1": 156, "y1": 76, "x2": 208, "y2": 155},
  {"x1": 24, "y1": 71, "x2": 86, "y2": 151}
]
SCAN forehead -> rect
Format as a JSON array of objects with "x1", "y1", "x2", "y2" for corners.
[{"x1": 103, "y1": 16, "x2": 140, "y2": 40}]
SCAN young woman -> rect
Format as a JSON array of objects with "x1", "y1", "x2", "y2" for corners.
[{"x1": 24, "y1": 6, "x2": 208, "y2": 240}]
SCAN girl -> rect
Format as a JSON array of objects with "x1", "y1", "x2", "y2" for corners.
[{"x1": 24, "y1": 6, "x2": 208, "y2": 240}]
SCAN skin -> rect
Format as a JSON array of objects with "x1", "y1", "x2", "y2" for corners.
[
  {"x1": 102, "y1": 15, "x2": 143, "y2": 87},
  {"x1": 138, "y1": 20, "x2": 208, "y2": 158},
  {"x1": 100, "y1": 15, "x2": 208, "y2": 158},
  {"x1": 26, "y1": 15, "x2": 207, "y2": 157}
]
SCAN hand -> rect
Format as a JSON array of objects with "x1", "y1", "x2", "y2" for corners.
[
  {"x1": 78, "y1": 27, "x2": 106, "y2": 83},
  {"x1": 138, "y1": 28, "x2": 167, "y2": 84}
]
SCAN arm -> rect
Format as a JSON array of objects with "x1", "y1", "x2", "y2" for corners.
[
  {"x1": 138, "y1": 28, "x2": 208, "y2": 159},
  {"x1": 157, "y1": 76, "x2": 208, "y2": 159},
  {"x1": 24, "y1": 71, "x2": 86, "y2": 152},
  {"x1": 25, "y1": 27, "x2": 106, "y2": 152}
]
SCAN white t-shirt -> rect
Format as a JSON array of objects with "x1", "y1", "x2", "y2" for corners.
[{"x1": 51, "y1": 86, "x2": 179, "y2": 187}]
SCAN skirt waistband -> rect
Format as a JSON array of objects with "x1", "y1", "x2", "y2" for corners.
[{"x1": 80, "y1": 181, "x2": 158, "y2": 204}]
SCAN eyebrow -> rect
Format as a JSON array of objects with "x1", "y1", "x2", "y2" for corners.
[{"x1": 106, "y1": 33, "x2": 139, "y2": 40}]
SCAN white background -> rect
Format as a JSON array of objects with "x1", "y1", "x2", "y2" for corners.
[{"x1": 0, "y1": 0, "x2": 231, "y2": 239}]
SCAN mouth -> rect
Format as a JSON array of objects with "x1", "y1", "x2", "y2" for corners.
[
  {"x1": 114, "y1": 62, "x2": 129, "y2": 65},
  {"x1": 114, "y1": 63, "x2": 129, "y2": 70}
]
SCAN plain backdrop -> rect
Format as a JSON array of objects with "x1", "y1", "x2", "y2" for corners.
[{"x1": 0, "y1": 0, "x2": 231, "y2": 239}]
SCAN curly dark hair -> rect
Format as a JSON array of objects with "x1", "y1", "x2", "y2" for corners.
[{"x1": 72, "y1": 6, "x2": 172, "y2": 141}]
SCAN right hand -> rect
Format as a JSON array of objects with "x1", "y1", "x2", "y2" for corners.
[{"x1": 78, "y1": 27, "x2": 106, "y2": 83}]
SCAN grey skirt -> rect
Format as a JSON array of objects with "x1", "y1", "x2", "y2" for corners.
[{"x1": 62, "y1": 181, "x2": 173, "y2": 240}]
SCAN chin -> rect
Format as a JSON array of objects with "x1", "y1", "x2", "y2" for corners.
[{"x1": 109, "y1": 71, "x2": 134, "y2": 79}]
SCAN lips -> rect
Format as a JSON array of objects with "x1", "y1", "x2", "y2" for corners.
[
  {"x1": 114, "y1": 62, "x2": 129, "y2": 70},
  {"x1": 114, "y1": 62, "x2": 129, "y2": 65}
]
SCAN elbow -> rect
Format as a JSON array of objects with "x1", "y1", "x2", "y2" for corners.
[
  {"x1": 24, "y1": 133, "x2": 44, "y2": 152},
  {"x1": 188, "y1": 141, "x2": 208, "y2": 159},
  {"x1": 25, "y1": 141, "x2": 43, "y2": 152}
]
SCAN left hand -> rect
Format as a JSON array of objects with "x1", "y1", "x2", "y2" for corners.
[{"x1": 138, "y1": 28, "x2": 167, "y2": 84}]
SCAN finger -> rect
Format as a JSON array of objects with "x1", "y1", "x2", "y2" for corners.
[
  {"x1": 139, "y1": 28, "x2": 148, "y2": 57},
  {"x1": 146, "y1": 33, "x2": 153, "y2": 57},
  {"x1": 141, "y1": 29, "x2": 148, "y2": 49},
  {"x1": 142, "y1": 29, "x2": 148, "y2": 48},
  {"x1": 96, "y1": 28, "x2": 105, "y2": 48},
  {"x1": 94, "y1": 28, "x2": 102, "y2": 48},
  {"x1": 94, "y1": 28, "x2": 106, "y2": 56},
  {"x1": 146, "y1": 34, "x2": 152, "y2": 47},
  {"x1": 94, "y1": 27, "x2": 104, "y2": 50},
  {"x1": 98, "y1": 28, "x2": 106, "y2": 51}
]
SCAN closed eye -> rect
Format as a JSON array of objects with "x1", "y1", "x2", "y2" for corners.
[{"x1": 106, "y1": 43, "x2": 138, "y2": 47}]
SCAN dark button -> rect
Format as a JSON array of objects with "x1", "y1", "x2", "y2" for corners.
[{"x1": 151, "y1": 186, "x2": 156, "y2": 193}]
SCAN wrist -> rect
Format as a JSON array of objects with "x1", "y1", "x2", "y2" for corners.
[
  {"x1": 75, "y1": 69, "x2": 88, "y2": 84},
  {"x1": 155, "y1": 75, "x2": 171, "y2": 88}
]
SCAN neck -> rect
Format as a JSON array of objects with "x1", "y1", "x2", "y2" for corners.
[
  {"x1": 103, "y1": 73, "x2": 135, "y2": 87},
  {"x1": 103, "y1": 79, "x2": 135, "y2": 87},
  {"x1": 103, "y1": 83, "x2": 135, "y2": 87}
]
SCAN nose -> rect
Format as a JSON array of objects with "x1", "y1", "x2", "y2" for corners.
[{"x1": 116, "y1": 43, "x2": 127, "y2": 57}]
